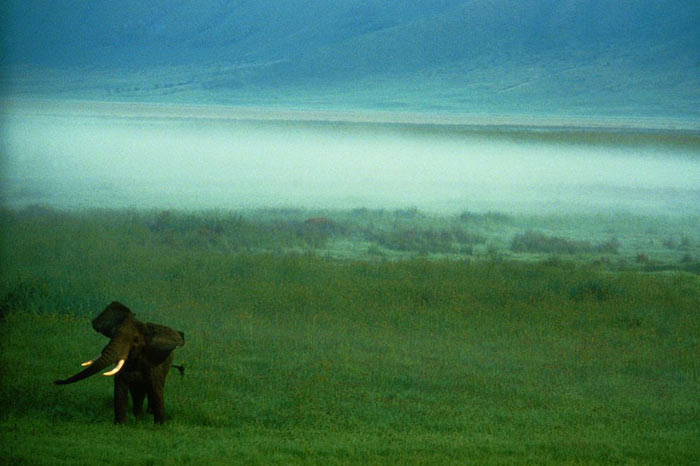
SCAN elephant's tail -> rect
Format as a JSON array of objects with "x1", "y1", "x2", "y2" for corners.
[{"x1": 171, "y1": 364, "x2": 185, "y2": 377}]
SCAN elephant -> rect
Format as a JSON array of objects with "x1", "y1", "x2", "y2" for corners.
[{"x1": 54, "y1": 301, "x2": 185, "y2": 424}]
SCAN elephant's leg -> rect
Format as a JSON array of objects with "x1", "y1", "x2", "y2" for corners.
[
  {"x1": 146, "y1": 379, "x2": 166, "y2": 424},
  {"x1": 130, "y1": 382, "x2": 146, "y2": 417},
  {"x1": 114, "y1": 379, "x2": 129, "y2": 424}
]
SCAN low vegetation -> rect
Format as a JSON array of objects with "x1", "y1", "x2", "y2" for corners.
[
  {"x1": 1, "y1": 206, "x2": 699, "y2": 464},
  {"x1": 511, "y1": 231, "x2": 621, "y2": 255}
]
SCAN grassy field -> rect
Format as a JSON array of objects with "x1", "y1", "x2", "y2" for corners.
[{"x1": 1, "y1": 207, "x2": 699, "y2": 464}]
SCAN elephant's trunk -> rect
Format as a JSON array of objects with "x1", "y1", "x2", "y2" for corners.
[{"x1": 54, "y1": 339, "x2": 127, "y2": 385}]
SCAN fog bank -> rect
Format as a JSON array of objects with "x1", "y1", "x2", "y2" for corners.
[{"x1": 2, "y1": 103, "x2": 698, "y2": 214}]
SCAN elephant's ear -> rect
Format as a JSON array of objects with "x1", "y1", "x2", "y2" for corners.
[
  {"x1": 145, "y1": 323, "x2": 185, "y2": 364},
  {"x1": 92, "y1": 302, "x2": 134, "y2": 338},
  {"x1": 147, "y1": 323, "x2": 185, "y2": 350}
]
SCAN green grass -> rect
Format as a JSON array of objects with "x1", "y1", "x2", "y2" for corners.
[{"x1": 1, "y1": 207, "x2": 699, "y2": 464}]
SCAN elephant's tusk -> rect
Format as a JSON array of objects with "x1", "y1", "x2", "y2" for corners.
[
  {"x1": 103, "y1": 359, "x2": 125, "y2": 376},
  {"x1": 81, "y1": 359, "x2": 95, "y2": 367}
]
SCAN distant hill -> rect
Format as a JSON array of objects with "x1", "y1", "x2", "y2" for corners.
[{"x1": 2, "y1": 0, "x2": 699, "y2": 118}]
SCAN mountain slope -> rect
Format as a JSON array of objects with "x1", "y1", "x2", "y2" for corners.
[{"x1": 2, "y1": 0, "x2": 698, "y2": 117}]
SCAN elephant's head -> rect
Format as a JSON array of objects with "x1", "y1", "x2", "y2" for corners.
[{"x1": 54, "y1": 302, "x2": 185, "y2": 385}]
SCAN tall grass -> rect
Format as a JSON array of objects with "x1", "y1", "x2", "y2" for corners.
[{"x1": 1, "y1": 207, "x2": 699, "y2": 464}]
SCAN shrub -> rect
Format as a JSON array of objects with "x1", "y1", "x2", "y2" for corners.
[
  {"x1": 635, "y1": 253, "x2": 650, "y2": 264},
  {"x1": 393, "y1": 207, "x2": 422, "y2": 219},
  {"x1": 370, "y1": 227, "x2": 484, "y2": 254},
  {"x1": 569, "y1": 279, "x2": 618, "y2": 302},
  {"x1": 680, "y1": 253, "x2": 694, "y2": 264},
  {"x1": 511, "y1": 231, "x2": 592, "y2": 254},
  {"x1": 664, "y1": 236, "x2": 692, "y2": 250},
  {"x1": 595, "y1": 237, "x2": 621, "y2": 254},
  {"x1": 371, "y1": 228, "x2": 453, "y2": 253},
  {"x1": 511, "y1": 231, "x2": 620, "y2": 255},
  {"x1": 459, "y1": 211, "x2": 513, "y2": 224}
]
